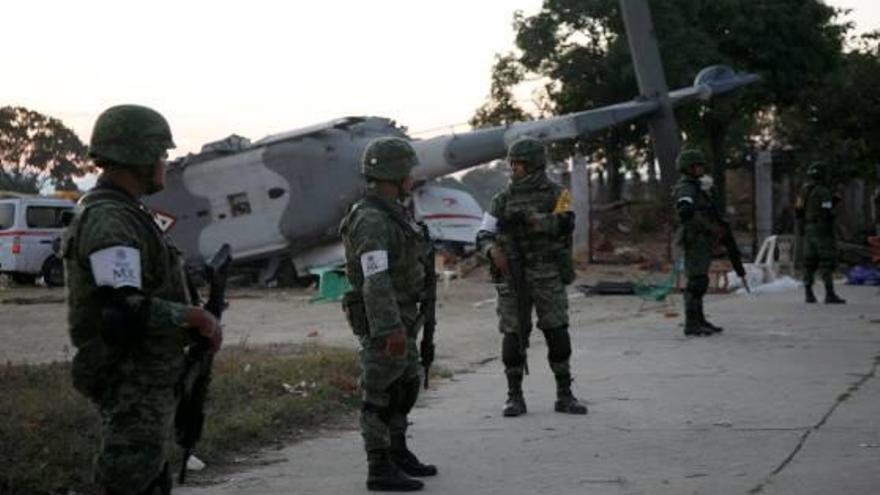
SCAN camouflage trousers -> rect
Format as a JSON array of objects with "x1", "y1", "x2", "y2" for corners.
[
  {"x1": 496, "y1": 267, "x2": 571, "y2": 377},
  {"x1": 803, "y1": 229, "x2": 837, "y2": 285},
  {"x1": 683, "y1": 236, "x2": 713, "y2": 329},
  {"x1": 682, "y1": 234, "x2": 713, "y2": 278},
  {"x1": 94, "y1": 380, "x2": 177, "y2": 494},
  {"x1": 358, "y1": 331, "x2": 421, "y2": 453}
]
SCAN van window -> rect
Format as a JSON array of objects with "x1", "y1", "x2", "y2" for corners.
[
  {"x1": 0, "y1": 204, "x2": 14, "y2": 230},
  {"x1": 26, "y1": 206, "x2": 70, "y2": 228}
]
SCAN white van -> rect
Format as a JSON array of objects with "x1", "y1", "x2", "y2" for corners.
[{"x1": 0, "y1": 194, "x2": 75, "y2": 286}]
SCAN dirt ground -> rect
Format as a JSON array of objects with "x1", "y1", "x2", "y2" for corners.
[{"x1": 0, "y1": 265, "x2": 665, "y2": 370}]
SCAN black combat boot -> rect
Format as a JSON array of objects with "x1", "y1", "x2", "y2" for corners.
[
  {"x1": 805, "y1": 284, "x2": 817, "y2": 303},
  {"x1": 823, "y1": 276, "x2": 846, "y2": 304},
  {"x1": 367, "y1": 450, "x2": 424, "y2": 492},
  {"x1": 683, "y1": 306, "x2": 711, "y2": 337},
  {"x1": 502, "y1": 371, "x2": 527, "y2": 417},
  {"x1": 698, "y1": 305, "x2": 723, "y2": 334},
  {"x1": 390, "y1": 434, "x2": 437, "y2": 477},
  {"x1": 554, "y1": 374, "x2": 588, "y2": 415}
]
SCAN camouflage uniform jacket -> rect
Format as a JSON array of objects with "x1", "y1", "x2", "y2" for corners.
[
  {"x1": 62, "y1": 181, "x2": 191, "y2": 397},
  {"x1": 476, "y1": 172, "x2": 570, "y2": 280},
  {"x1": 674, "y1": 176, "x2": 717, "y2": 245},
  {"x1": 339, "y1": 190, "x2": 427, "y2": 339},
  {"x1": 799, "y1": 182, "x2": 835, "y2": 237}
]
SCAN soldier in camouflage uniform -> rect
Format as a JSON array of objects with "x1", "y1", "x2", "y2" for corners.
[
  {"x1": 340, "y1": 137, "x2": 437, "y2": 492},
  {"x1": 62, "y1": 105, "x2": 222, "y2": 495},
  {"x1": 796, "y1": 162, "x2": 845, "y2": 304},
  {"x1": 476, "y1": 137, "x2": 587, "y2": 418},
  {"x1": 674, "y1": 149, "x2": 725, "y2": 337}
]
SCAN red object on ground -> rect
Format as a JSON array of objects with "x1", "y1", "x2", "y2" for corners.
[{"x1": 868, "y1": 236, "x2": 880, "y2": 263}]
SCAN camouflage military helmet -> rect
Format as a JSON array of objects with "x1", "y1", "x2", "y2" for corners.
[
  {"x1": 507, "y1": 137, "x2": 547, "y2": 171},
  {"x1": 361, "y1": 137, "x2": 419, "y2": 181},
  {"x1": 89, "y1": 104, "x2": 175, "y2": 167},
  {"x1": 676, "y1": 149, "x2": 706, "y2": 173}
]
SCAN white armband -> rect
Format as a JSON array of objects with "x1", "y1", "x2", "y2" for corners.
[
  {"x1": 479, "y1": 212, "x2": 499, "y2": 233},
  {"x1": 361, "y1": 250, "x2": 389, "y2": 277},
  {"x1": 821, "y1": 201, "x2": 833, "y2": 209},
  {"x1": 89, "y1": 246, "x2": 142, "y2": 288}
]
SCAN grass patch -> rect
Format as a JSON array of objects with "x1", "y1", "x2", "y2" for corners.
[{"x1": 0, "y1": 344, "x2": 360, "y2": 495}]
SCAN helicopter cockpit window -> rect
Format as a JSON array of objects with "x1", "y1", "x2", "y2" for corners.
[{"x1": 228, "y1": 193, "x2": 251, "y2": 217}]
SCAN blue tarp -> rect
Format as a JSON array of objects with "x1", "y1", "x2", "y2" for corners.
[{"x1": 846, "y1": 265, "x2": 880, "y2": 286}]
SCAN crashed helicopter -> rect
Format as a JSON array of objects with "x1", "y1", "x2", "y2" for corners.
[{"x1": 145, "y1": 65, "x2": 757, "y2": 283}]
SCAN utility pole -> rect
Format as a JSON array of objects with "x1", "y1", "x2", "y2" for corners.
[{"x1": 571, "y1": 154, "x2": 591, "y2": 261}]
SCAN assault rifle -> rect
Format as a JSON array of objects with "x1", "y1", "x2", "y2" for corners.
[
  {"x1": 707, "y1": 203, "x2": 750, "y2": 293},
  {"x1": 498, "y1": 214, "x2": 531, "y2": 375},
  {"x1": 176, "y1": 243, "x2": 232, "y2": 484},
  {"x1": 418, "y1": 224, "x2": 437, "y2": 389}
]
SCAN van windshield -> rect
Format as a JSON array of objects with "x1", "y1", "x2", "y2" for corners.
[
  {"x1": 0, "y1": 204, "x2": 14, "y2": 230},
  {"x1": 26, "y1": 205, "x2": 70, "y2": 229}
]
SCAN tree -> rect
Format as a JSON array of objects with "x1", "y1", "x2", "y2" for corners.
[
  {"x1": 472, "y1": 0, "x2": 848, "y2": 208},
  {"x1": 0, "y1": 106, "x2": 90, "y2": 193},
  {"x1": 777, "y1": 31, "x2": 880, "y2": 182},
  {"x1": 470, "y1": 54, "x2": 531, "y2": 128}
]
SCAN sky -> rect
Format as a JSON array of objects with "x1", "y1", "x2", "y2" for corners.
[{"x1": 3, "y1": 0, "x2": 879, "y2": 159}]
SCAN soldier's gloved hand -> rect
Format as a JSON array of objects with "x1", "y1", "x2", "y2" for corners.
[
  {"x1": 185, "y1": 307, "x2": 223, "y2": 352},
  {"x1": 384, "y1": 329, "x2": 407, "y2": 357},
  {"x1": 556, "y1": 211, "x2": 575, "y2": 235},
  {"x1": 490, "y1": 246, "x2": 510, "y2": 276}
]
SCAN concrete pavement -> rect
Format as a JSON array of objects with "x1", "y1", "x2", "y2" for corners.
[{"x1": 179, "y1": 283, "x2": 880, "y2": 495}]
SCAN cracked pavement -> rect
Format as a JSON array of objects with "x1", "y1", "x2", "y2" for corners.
[{"x1": 170, "y1": 281, "x2": 880, "y2": 495}]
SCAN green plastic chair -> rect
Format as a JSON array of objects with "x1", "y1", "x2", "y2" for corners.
[
  {"x1": 309, "y1": 265, "x2": 352, "y2": 303},
  {"x1": 633, "y1": 260, "x2": 682, "y2": 310}
]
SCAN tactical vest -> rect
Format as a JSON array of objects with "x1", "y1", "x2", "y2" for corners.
[
  {"x1": 801, "y1": 183, "x2": 834, "y2": 236},
  {"x1": 491, "y1": 173, "x2": 574, "y2": 283},
  {"x1": 340, "y1": 194, "x2": 428, "y2": 304},
  {"x1": 61, "y1": 185, "x2": 189, "y2": 397},
  {"x1": 674, "y1": 177, "x2": 715, "y2": 242}
]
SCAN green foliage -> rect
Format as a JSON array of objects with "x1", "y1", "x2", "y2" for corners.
[
  {"x1": 470, "y1": 54, "x2": 530, "y2": 128},
  {"x1": 0, "y1": 106, "x2": 90, "y2": 193},
  {"x1": 777, "y1": 31, "x2": 880, "y2": 182},
  {"x1": 198, "y1": 344, "x2": 361, "y2": 461},
  {"x1": 0, "y1": 361, "x2": 98, "y2": 495},
  {"x1": 0, "y1": 344, "x2": 360, "y2": 494},
  {"x1": 471, "y1": 0, "x2": 851, "y2": 205}
]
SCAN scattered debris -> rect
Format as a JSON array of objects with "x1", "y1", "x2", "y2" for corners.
[
  {"x1": 282, "y1": 381, "x2": 316, "y2": 397},
  {"x1": 186, "y1": 455, "x2": 206, "y2": 471},
  {"x1": 612, "y1": 246, "x2": 645, "y2": 263},
  {"x1": 734, "y1": 276, "x2": 801, "y2": 295},
  {"x1": 846, "y1": 265, "x2": 880, "y2": 286},
  {"x1": 577, "y1": 281, "x2": 636, "y2": 296}
]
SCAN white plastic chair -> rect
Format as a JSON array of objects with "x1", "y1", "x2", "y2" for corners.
[{"x1": 727, "y1": 235, "x2": 795, "y2": 289}]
